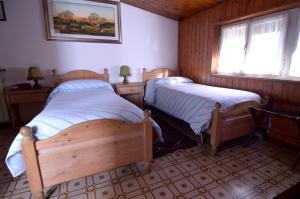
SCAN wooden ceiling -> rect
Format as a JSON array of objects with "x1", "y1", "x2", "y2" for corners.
[{"x1": 121, "y1": 0, "x2": 228, "y2": 20}]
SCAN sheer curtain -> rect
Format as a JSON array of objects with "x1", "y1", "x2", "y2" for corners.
[
  {"x1": 244, "y1": 14, "x2": 288, "y2": 75},
  {"x1": 289, "y1": 33, "x2": 300, "y2": 77},
  {"x1": 218, "y1": 23, "x2": 247, "y2": 73},
  {"x1": 217, "y1": 8, "x2": 300, "y2": 79},
  {"x1": 288, "y1": 10, "x2": 300, "y2": 77}
]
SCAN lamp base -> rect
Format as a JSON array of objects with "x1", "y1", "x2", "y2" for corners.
[
  {"x1": 33, "y1": 80, "x2": 41, "y2": 89},
  {"x1": 123, "y1": 76, "x2": 128, "y2": 84}
]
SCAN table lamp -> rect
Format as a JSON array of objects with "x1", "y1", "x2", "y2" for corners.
[
  {"x1": 119, "y1": 65, "x2": 131, "y2": 84},
  {"x1": 27, "y1": 66, "x2": 44, "y2": 89}
]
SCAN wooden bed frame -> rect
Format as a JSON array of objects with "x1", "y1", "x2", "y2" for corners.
[
  {"x1": 21, "y1": 69, "x2": 153, "y2": 199},
  {"x1": 143, "y1": 68, "x2": 262, "y2": 155}
]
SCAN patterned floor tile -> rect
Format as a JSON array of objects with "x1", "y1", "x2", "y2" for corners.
[
  {"x1": 143, "y1": 172, "x2": 162, "y2": 186},
  {"x1": 210, "y1": 166, "x2": 230, "y2": 178},
  {"x1": 120, "y1": 178, "x2": 140, "y2": 194},
  {"x1": 162, "y1": 166, "x2": 182, "y2": 178},
  {"x1": 210, "y1": 186, "x2": 234, "y2": 199},
  {"x1": 227, "y1": 178, "x2": 251, "y2": 197},
  {"x1": 152, "y1": 186, "x2": 174, "y2": 199},
  {"x1": 244, "y1": 172, "x2": 266, "y2": 186},
  {"x1": 173, "y1": 178, "x2": 195, "y2": 194},
  {"x1": 193, "y1": 172, "x2": 214, "y2": 186},
  {"x1": 1, "y1": 128, "x2": 300, "y2": 199}
]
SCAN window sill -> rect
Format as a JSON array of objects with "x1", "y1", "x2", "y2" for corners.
[{"x1": 211, "y1": 72, "x2": 300, "y2": 83}]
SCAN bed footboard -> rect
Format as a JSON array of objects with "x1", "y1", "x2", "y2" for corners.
[
  {"x1": 208, "y1": 101, "x2": 262, "y2": 155},
  {"x1": 21, "y1": 111, "x2": 153, "y2": 199}
]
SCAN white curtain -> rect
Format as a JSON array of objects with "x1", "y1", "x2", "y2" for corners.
[
  {"x1": 217, "y1": 8, "x2": 300, "y2": 78},
  {"x1": 244, "y1": 14, "x2": 288, "y2": 75},
  {"x1": 218, "y1": 23, "x2": 247, "y2": 73},
  {"x1": 288, "y1": 10, "x2": 300, "y2": 77},
  {"x1": 289, "y1": 32, "x2": 300, "y2": 77}
]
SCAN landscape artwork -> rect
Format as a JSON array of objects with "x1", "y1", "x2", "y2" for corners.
[
  {"x1": 43, "y1": 0, "x2": 122, "y2": 43},
  {"x1": 0, "y1": 1, "x2": 6, "y2": 21}
]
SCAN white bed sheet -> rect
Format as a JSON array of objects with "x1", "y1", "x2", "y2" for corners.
[
  {"x1": 145, "y1": 78, "x2": 261, "y2": 134},
  {"x1": 6, "y1": 87, "x2": 162, "y2": 177}
]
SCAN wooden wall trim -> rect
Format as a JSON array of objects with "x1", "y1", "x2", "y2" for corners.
[{"x1": 210, "y1": 74, "x2": 300, "y2": 84}]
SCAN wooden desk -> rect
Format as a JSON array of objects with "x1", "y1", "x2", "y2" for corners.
[
  {"x1": 249, "y1": 106, "x2": 300, "y2": 170},
  {"x1": 4, "y1": 87, "x2": 51, "y2": 129},
  {"x1": 114, "y1": 82, "x2": 145, "y2": 109}
]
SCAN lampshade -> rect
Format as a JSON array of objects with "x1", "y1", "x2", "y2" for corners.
[
  {"x1": 27, "y1": 66, "x2": 44, "y2": 80},
  {"x1": 119, "y1": 65, "x2": 131, "y2": 77}
]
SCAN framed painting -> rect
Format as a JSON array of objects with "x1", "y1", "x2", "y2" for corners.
[
  {"x1": 0, "y1": 1, "x2": 6, "y2": 21},
  {"x1": 43, "y1": 0, "x2": 122, "y2": 43}
]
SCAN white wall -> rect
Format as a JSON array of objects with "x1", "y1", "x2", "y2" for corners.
[{"x1": 0, "y1": 0, "x2": 178, "y2": 86}]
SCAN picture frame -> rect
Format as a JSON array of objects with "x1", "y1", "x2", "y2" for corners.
[
  {"x1": 0, "y1": 1, "x2": 6, "y2": 21},
  {"x1": 43, "y1": 0, "x2": 122, "y2": 43}
]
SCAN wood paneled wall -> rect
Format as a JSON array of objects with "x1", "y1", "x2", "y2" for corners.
[{"x1": 179, "y1": 0, "x2": 300, "y2": 106}]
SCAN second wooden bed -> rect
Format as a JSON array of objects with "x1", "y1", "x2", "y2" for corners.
[
  {"x1": 143, "y1": 68, "x2": 263, "y2": 155},
  {"x1": 21, "y1": 69, "x2": 153, "y2": 199}
]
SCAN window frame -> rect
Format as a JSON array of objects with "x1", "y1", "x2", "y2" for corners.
[
  {"x1": 212, "y1": 7, "x2": 300, "y2": 82},
  {"x1": 217, "y1": 21, "x2": 249, "y2": 74}
]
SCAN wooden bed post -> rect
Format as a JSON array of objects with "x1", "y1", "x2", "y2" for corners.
[
  {"x1": 52, "y1": 69, "x2": 57, "y2": 87},
  {"x1": 142, "y1": 68, "x2": 147, "y2": 83},
  {"x1": 20, "y1": 127, "x2": 44, "y2": 199},
  {"x1": 104, "y1": 68, "x2": 109, "y2": 82},
  {"x1": 144, "y1": 110, "x2": 153, "y2": 173},
  {"x1": 210, "y1": 103, "x2": 222, "y2": 156},
  {"x1": 51, "y1": 69, "x2": 57, "y2": 76}
]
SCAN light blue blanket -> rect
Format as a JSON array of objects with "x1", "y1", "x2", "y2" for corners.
[
  {"x1": 145, "y1": 77, "x2": 261, "y2": 134},
  {"x1": 6, "y1": 80, "x2": 162, "y2": 177}
]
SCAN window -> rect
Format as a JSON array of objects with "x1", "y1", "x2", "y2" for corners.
[
  {"x1": 217, "y1": 8, "x2": 300, "y2": 79},
  {"x1": 289, "y1": 33, "x2": 300, "y2": 76},
  {"x1": 218, "y1": 23, "x2": 247, "y2": 73}
]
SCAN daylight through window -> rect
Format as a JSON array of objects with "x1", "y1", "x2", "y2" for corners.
[{"x1": 217, "y1": 8, "x2": 300, "y2": 79}]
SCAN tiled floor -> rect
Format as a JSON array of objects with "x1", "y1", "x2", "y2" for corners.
[{"x1": 0, "y1": 128, "x2": 299, "y2": 199}]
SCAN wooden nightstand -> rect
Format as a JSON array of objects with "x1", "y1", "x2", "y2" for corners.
[
  {"x1": 4, "y1": 87, "x2": 52, "y2": 129},
  {"x1": 115, "y1": 83, "x2": 145, "y2": 108}
]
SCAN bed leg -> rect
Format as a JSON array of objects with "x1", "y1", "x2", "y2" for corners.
[
  {"x1": 32, "y1": 192, "x2": 44, "y2": 199},
  {"x1": 200, "y1": 133, "x2": 204, "y2": 145},
  {"x1": 210, "y1": 103, "x2": 221, "y2": 156},
  {"x1": 212, "y1": 147, "x2": 218, "y2": 156},
  {"x1": 20, "y1": 127, "x2": 44, "y2": 199},
  {"x1": 144, "y1": 161, "x2": 152, "y2": 173},
  {"x1": 144, "y1": 110, "x2": 153, "y2": 173}
]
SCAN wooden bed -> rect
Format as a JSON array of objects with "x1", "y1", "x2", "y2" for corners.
[
  {"x1": 143, "y1": 68, "x2": 262, "y2": 155},
  {"x1": 21, "y1": 69, "x2": 153, "y2": 199}
]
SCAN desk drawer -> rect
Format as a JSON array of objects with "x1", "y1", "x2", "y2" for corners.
[
  {"x1": 8, "y1": 93, "x2": 47, "y2": 104},
  {"x1": 118, "y1": 86, "x2": 143, "y2": 95}
]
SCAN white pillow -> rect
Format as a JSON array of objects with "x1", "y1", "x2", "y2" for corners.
[
  {"x1": 145, "y1": 77, "x2": 193, "y2": 105},
  {"x1": 48, "y1": 80, "x2": 113, "y2": 102}
]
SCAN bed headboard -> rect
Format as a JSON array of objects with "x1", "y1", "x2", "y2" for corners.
[
  {"x1": 52, "y1": 69, "x2": 109, "y2": 87},
  {"x1": 142, "y1": 68, "x2": 178, "y2": 83}
]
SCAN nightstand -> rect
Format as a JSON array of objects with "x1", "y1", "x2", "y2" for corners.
[
  {"x1": 4, "y1": 87, "x2": 52, "y2": 129},
  {"x1": 115, "y1": 82, "x2": 145, "y2": 108}
]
